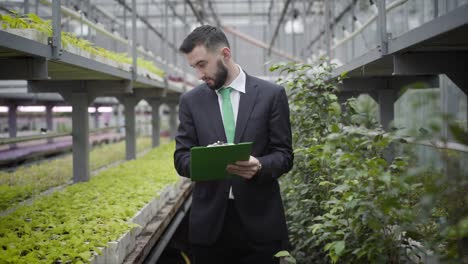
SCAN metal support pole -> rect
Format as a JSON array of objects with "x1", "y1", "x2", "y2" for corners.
[
  {"x1": 325, "y1": 0, "x2": 331, "y2": 61},
  {"x1": 440, "y1": 0, "x2": 448, "y2": 15},
  {"x1": 123, "y1": 0, "x2": 127, "y2": 38},
  {"x1": 24, "y1": 0, "x2": 30, "y2": 14},
  {"x1": 51, "y1": 0, "x2": 62, "y2": 60},
  {"x1": 302, "y1": 0, "x2": 308, "y2": 53},
  {"x1": 377, "y1": 0, "x2": 388, "y2": 55},
  {"x1": 122, "y1": 97, "x2": 138, "y2": 160},
  {"x1": 93, "y1": 106, "x2": 100, "y2": 129},
  {"x1": 35, "y1": 0, "x2": 39, "y2": 14},
  {"x1": 183, "y1": 1, "x2": 189, "y2": 85},
  {"x1": 8, "y1": 104, "x2": 17, "y2": 149},
  {"x1": 268, "y1": 0, "x2": 292, "y2": 56},
  {"x1": 131, "y1": 0, "x2": 137, "y2": 81},
  {"x1": 433, "y1": 0, "x2": 439, "y2": 18},
  {"x1": 149, "y1": 99, "x2": 161, "y2": 147},
  {"x1": 441, "y1": 77, "x2": 460, "y2": 140},
  {"x1": 71, "y1": 93, "x2": 90, "y2": 182},
  {"x1": 263, "y1": 23, "x2": 267, "y2": 76},
  {"x1": 145, "y1": 1, "x2": 149, "y2": 50},
  {"x1": 378, "y1": 89, "x2": 395, "y2": 130},
  {"x1": 169, "y1": 102, "x2": 177, "y2": 140},
  {"x1": 116, "y1": 104, "x2": 123, "y2": 133},
  {"x1": 46, "y1": 104, "x2": 54, "y2": 143},
  {"x1": 172, "y1": 2, "x2": 177, "y2": 73},
  {"x1": 440, "y1": 76, "x2": 449, "y2": 139},
  {"x1": 351, "y1": 3, "x2": 356, "y2": 61},
  {"x1": 162, "y1": 0, "x2": 170, "y2": 75},
  {"x1": 291, "y1": 1, "x2": 297, "y2": 57}
]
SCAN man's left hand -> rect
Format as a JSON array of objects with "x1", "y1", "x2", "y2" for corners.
[{"x1": 226, "y1": 156, "x2": 261, "y2": 180}]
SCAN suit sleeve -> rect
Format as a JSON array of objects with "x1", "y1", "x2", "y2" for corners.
[
  {"x1": 256, "y1": 87, "x2": 294, "y2": 181},
  {"x1": 173, "y1": 93, "x2": 198, "y2": 178}
]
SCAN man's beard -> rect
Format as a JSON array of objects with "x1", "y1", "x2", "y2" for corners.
[{"x1": 205, "y1": 60, "x2": 228, "y2": 91}]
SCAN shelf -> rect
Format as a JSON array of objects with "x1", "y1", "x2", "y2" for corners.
[
  {"x1": 0, "y1": 92, "x2": 117, "y2": 105},
  {"x1": 0, "y1": 30, "x2": 181, "y2": 93},
  {"x1": 332, "y1": 4, "x2": 468, "y2": 81}
]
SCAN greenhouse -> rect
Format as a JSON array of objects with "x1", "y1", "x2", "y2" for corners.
[{"x1": 0, "y1": 0, "x2": 467, "y2": 263}]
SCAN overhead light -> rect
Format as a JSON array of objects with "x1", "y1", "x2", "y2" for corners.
[
  {"x1": 369, "y1": 0, "x2": 378, "y2": 14},
  {"x1": 332, "y1": 34, "x2": 338, "y2": 45},
  {"x1": 342, "y1": 26, "x2": 351, "y2": 37},
  {"x1": 97, "y1": 107, "x2": 113, "y2": 113},
  {"x1": 51, "y1": 106, "x2": 100, "y2": 113},
  {"x1": 285, "y1": 8, "x2": 304, "y2": 34},
  {"x1": 73, "y1": 24, "x2": 89, "y2": 37},
  {"x1": 18, "y1": 106, "x2": 46, "y2": 112},
  {"x1": 284, "y1": 19, "x2": 304, "y2": 34},
  {"x1": 0, "y1": 106, "x2": 8, "y2": 113},
  {"x1": 53, "y1": 106, "x2": 72, "y2": 113}
]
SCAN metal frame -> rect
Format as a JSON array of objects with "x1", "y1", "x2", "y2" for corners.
[
  {"x1": 27, "y1": 80, "x2": 133, "y2": 95},
  {"x1": 0, "y1": 31, "x2": 174, "y2": 90},
  {"x1": 393, "y1": 52, "x2": 468, "y2": 94},
  {"x1": 0, "y1": 58, "x2": 48, "y2": 80},
  {"x1": 143, "y1": 196, "x2": 192, "y2": 264},
  {"x1": 333, "y1": 3, "x2": 468, "y2": 79},
  {"x1": 0, "y1": 3, "x2": 182, "y2": 183},
  {"x1": 387, "y1": 4, "x2": 468, "y2": 54},
  {"x1": 50, "y1": 0, "x2": 62, "y2": 60}
]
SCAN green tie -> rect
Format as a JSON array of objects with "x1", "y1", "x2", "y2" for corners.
[{"x1": 219, "y1": 87, "x2": 235, "y2": 143}]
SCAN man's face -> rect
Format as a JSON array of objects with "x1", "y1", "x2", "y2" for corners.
[{"x1": 185, "y1": 45, "x2": 228, "y2": 90}]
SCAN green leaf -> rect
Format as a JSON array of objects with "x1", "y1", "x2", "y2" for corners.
[
  {"x1": 340, "y1": 71, "x2": 348, "y2": 79},
  {"x1": 332, "y1": 184, "x2": 349, "y2": 193},
  {"x1": 274, "y1": 250, "x2": 291, "y2": 257},
  {"x1": 449, "y1": 123, "x2": 468, "y2": 145},
  {"x1": 330, "y1": 124, "x2": 340, "y2": 133},
  {"x1": 334, "y1": 240, "x2": 345, "y2": 256}
]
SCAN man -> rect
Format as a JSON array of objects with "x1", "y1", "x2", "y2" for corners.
[{"x1": 174, "y1": 25, "x2": 293, "y2": 264}]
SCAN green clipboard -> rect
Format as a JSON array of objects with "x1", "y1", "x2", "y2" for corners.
[{"x1": 190, "y1": 142, "x2": 253, "y2": 181}]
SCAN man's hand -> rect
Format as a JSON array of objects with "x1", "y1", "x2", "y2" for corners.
[{"x1": 226, "y1": 156, "x2": 262, "y2": 180}]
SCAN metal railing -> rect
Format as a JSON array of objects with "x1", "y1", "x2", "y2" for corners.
[{"x1": 0, "y1": 125, "x2": 123, "y2": 145}]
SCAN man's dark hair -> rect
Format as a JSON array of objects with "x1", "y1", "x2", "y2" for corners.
[{"x1": 179, "y1": 25, "x2": 230, "y2": 54}]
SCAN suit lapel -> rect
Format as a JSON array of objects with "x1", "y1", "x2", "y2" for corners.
[
  {"x1": 235, "y1": 74, "x2": 259, "y2": 143},
  {"x1": 205, "y1": 87, "x2": 227, "y2": 142}
]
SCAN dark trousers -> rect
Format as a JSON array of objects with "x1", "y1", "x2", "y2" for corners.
[{"x1": 191, "y1": 200, "x2": 282, "y2": 264}]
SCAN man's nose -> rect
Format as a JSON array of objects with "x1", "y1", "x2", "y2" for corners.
[{"x1": 196, "y1": 69, "x2": 205, "y2": 80}]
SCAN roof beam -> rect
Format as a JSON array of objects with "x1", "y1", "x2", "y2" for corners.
[
  {"x1": 184, "y1": 0, "x2": 204, "y2": 24},
  {"x1": 268, "y1": 0, "x2": 292, "y2": 56},
  {"x1": 115, "y1": 0, "x2": 178, "y2": 51}
]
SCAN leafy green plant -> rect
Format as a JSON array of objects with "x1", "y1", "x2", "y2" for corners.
[
  {"x1": 0, "y1": 142, "x2": 178, "y2": 263},
  {"x1": 272, "y1": 60, "x2": 467, "y2": 263},
  {"x1": 275, "y1": 250, "x2": 297, "y2": 263},
  {"x1": 0, "y1": 136, "x2": 153, "y2": 212}
]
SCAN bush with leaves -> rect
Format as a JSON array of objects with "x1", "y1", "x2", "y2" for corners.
[{"x1": 272, "y1": 61, "x2": 467, "y2": 263}]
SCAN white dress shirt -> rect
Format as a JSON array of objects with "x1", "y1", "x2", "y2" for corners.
[{"x1": 216, "y1": 65, "x2": 246, "y2": 199}]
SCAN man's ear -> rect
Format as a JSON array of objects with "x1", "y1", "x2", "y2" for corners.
[{"x1": 221, "y1": 47, "x2": 231, "y2": 61}]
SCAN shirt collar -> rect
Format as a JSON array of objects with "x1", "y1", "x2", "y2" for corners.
[{"x1": 218, "y1": 65, "x2": 246, "y2": 94}]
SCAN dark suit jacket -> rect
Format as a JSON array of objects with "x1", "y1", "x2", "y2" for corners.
[{"x1": 174, "y1": 73, "x2": 293, "y2": 245}]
